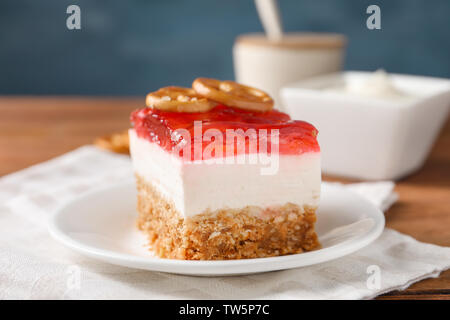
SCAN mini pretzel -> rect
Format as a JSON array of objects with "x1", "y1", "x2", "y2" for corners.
[
  {"x1": 192, "y1": 78, "x2": 274, "y2": 112},
  {"x1": 94, "y1": 130, "x2": 130, "y2": 154},
  {"x1": 146, "y1": 86, "x2": 215, "y2": 112}
]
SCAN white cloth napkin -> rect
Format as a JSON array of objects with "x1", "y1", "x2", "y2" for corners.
[{"x1": 1, "y1": 146, "x2": 449, "y2": 300}]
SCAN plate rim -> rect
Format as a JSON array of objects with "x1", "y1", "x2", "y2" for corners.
[{"x1": 47, "y1": 181, "x2": 385, "y2": 276}]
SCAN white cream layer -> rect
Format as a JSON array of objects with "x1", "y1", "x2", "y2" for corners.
[{"x1": 129, "y1": 129, "x2": 321, "y2": 218}]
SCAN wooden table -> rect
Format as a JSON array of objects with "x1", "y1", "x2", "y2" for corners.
[{"x1": 1, "y1": 97, "x2": 449, "y2": 299}]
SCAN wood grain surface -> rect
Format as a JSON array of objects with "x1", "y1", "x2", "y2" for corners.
[{"x1": 0, "y1": 96, "x2": 449, "y2": 299}]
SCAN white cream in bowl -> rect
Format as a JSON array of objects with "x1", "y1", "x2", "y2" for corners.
[{"x1": 325, "y1": 69, "x2": 412, "y2": 100}]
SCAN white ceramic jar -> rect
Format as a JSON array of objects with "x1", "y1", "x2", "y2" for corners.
[{"x1": 233, "y1": 32, "x2": 346, "y2": 107}]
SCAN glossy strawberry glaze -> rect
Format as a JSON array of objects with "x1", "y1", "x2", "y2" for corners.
[{"x1": 131, "y1": 105, "x2": 319, "y2": 161}]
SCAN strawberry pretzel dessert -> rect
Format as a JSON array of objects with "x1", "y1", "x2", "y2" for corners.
[{"x1": 129, "y1": 78, "x2": 321, "y2": 260}]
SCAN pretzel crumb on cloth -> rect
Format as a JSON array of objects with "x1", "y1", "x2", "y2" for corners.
[{"x1": 94, "y1": 130, "x2": 130, "y2": 154}]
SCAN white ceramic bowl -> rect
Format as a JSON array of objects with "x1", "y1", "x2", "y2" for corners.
[{"x1": 281, "y1": 71, "x2": 450, "y2": 180}]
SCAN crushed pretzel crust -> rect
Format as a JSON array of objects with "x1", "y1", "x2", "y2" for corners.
[{"x1": 136, "y1": 175, "x2": 320, "y2": 260}]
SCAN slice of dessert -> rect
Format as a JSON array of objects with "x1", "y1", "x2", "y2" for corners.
[{"x1": 130, "y1": 78, "x2": 321, "y2": 260}]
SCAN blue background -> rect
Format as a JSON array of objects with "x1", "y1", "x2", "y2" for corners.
[{"x1": 0, "y1": 0, "x2": 449, "y2": 95}]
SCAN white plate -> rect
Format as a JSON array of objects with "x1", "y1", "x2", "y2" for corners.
[{"x1": 48, "y1": 180, "x2": 384, "y2": 276}]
